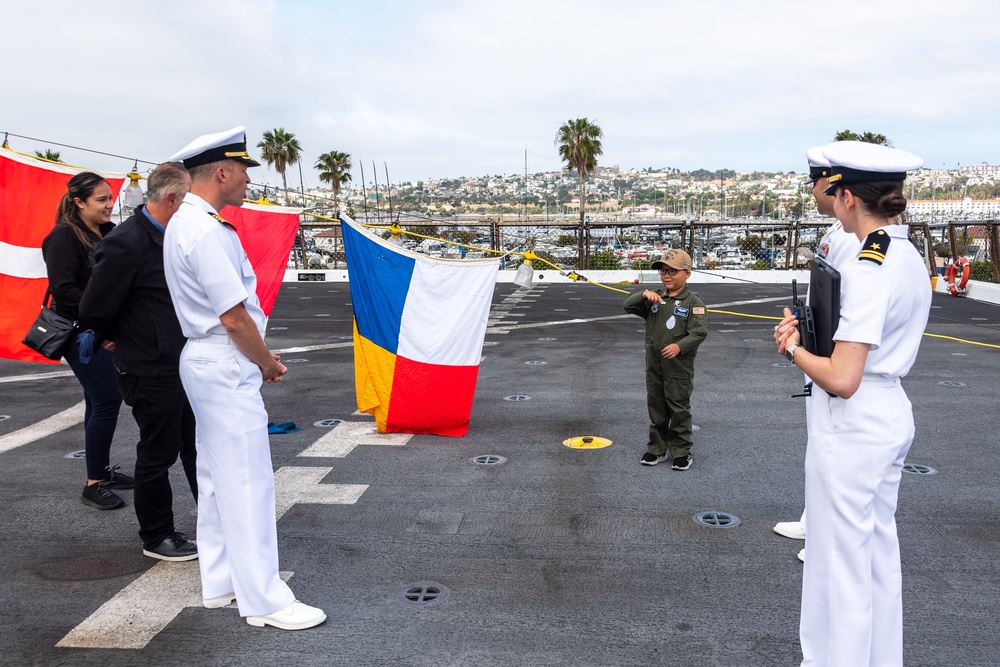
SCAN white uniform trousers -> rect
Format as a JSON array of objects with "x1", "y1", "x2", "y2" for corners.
[
  {"x1": 180, "y1": 337, "x2": 295, "y2": 617},
  {"x1": 801, "y1": 377, "x2": 913, "y2": 667}
]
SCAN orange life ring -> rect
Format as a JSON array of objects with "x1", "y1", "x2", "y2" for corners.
[{"x1": 945, "y1": 257, "x2": 971, "y2": 297}]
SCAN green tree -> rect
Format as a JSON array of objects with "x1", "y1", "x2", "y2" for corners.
[
  {"x1": 555, "y1": 118, "x2": 603, "y2": 269},
  {"x1": 256, "y1": 128, "x2": 302, "y2": 203},
  {"x1": 34, "y1": 149, "x2": 62, "y2": 162},
  {"x1": 832, "y1": 130, "x2": 891, "y2": 146},
  {"x1": 257, "y1": 128, "x2": 303, "y2": 265},
  {"x1": 315, "y1": 150, "x2": 353, "y2": 213}
]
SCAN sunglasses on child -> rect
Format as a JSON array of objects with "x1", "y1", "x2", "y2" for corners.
[{"x1": 657, "y1": 267, "x2": 680, "y2": 276}]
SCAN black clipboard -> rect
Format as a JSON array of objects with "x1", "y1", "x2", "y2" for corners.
[{"x1": 807, "y1": 256, "x2": 841, "y2": 358}]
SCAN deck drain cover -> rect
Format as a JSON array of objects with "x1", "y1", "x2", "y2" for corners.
[
  {"x1": 903, "y1": 464, "x2": 937, "y2": 475},
  {"x1": 938, "y1": 380, "x2": 966, "y2": 387},
  {"x1": 314, "y1": 419, "x2": 344, "y2": 427},
  {"x1": 64, "y1": 450, "x2": 87, "y2": 460},
  {"x1": 525, "y1": 360, "x2": 547, "y2": 366},
  {"x1": 395, "y1": 582, "x2": 449, "y2": 607},
  {"x1": 772, "y1": 362, "x2": 795, "y2": 368},
  {"x1": 504, "y1": 395, "x2": 531, "y2": 401},
  {"x1": 471, "y1": 454, "x2": 506, "y2": 465},
  {"x1": 563, "y1": 435, "x2": 612, "y2": 449},
  {"x1": 694, "y1": 511, "x2": 741, "y2": 529}
]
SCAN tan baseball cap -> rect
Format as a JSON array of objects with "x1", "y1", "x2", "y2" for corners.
[{"x1": 651, "y1": 249, "x2": 692, "y2": 271}]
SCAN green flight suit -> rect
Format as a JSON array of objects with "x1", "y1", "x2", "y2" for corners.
[{"x1": 623, "y1": 286, "x2": 708, "y2": 459}]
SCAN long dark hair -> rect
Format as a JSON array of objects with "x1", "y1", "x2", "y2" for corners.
[{"x1": 55, "y1": 171, "x2": 110, "y2": 248}]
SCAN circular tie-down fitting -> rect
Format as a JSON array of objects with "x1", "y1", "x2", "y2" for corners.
[
  {"x1": 313, "y1": 419, "x2": 345, "y2": 428},
  {"x1": 284, "y1": 358, "x2": 308, "y2": 364},
  {"x1": 470, "y1": 454, "x2": 507, "y2": 465},
  {"x1": 64, "y1": 450, "x2": 87, "y2": 460},
  {"x1": 563, "y1": 435, "x2": 613, "y2": 450},
  {"x1": 525, "y1": 360, "x2": 547, "y2": 366},
  {"x1": 903, "y1": 463, "x2": 938, "y2": 476},
  {"x1": 938, "y1": 380, "x2": 966, "y2": 388},
  {"x1": 694, "y1": 511, "x2": 742, "y2": 529},
  {"x1": 0, "y1": 415, "x2": 10, "y2": 421},
  {"x1": 395, "y1": 581, "x2": 450, "y2": 607},
  {"x1": 504, "y1": 395, "x2": 531, "y2": 402}
]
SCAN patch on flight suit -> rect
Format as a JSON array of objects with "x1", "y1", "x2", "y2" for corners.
[
  {"x1": 693, "y1": 306, "x2": 705, "y2": 315},
  {"x1": 859, "y1": 229, "x2": 890, "y2": 265},
  {"x1": 674, "y1": 306, "x2": 689, "y2": 317}
]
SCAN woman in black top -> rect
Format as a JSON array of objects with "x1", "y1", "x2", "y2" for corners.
[{"x1": 41, "y1": 172, "x2": 130, "y2": 510}]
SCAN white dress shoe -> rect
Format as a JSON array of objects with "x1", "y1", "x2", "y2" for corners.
[
  {"x1": 797, "y1": 548, "x2": 805, "y2": 563},
  {"x1": 203, "y1": 592, "x2": 236, "y2": 609},
  {"x1": 246, "y1": 601, "x2": 326, "y2": 630},
  {"x1": 773, "y1": 521, "x2": 806, "y2": 540}
]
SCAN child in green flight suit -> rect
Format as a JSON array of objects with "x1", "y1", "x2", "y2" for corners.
[{"x1": 623, "y1": 249, "x2": 708, "y2": 470}]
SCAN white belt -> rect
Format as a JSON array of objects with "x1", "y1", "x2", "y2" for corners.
[
  {"x1": 190, "y1": 333, "x2": 233, "y2": 345},
  {"x1": 859, "y1": 374, "x2": 900, "y2": 386}
]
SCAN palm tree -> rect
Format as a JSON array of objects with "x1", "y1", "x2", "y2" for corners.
[
  {"x1": 833, "y1": 130, "x2": 891, "y2": 146},
  {"x1": 555, "y1": 118, "x2": 603, "y2": 269},
  {"x1": 257, "y1": 128, "x2": 305, "y2": 266},
  {"x1": 34, "y1": 149, "x2": 62, "y2": 162},
  {"x1": 256, "y1": 128, "x2": 302, "y2": 204},
  {"x1": 315, "y1": 151, "x2": 353, "y2": 213}
]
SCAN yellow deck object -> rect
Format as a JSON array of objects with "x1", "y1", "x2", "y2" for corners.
[{"x1": 562, "y1": 435, "x2": 613, "y2": 449}]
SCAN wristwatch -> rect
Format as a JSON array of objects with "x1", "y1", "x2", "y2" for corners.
[{"x1": 785, "y1": 343, "x2": 800, "y2": 363}]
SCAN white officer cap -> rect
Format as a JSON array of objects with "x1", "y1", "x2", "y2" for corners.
[
  {"x1": 168, "y1": 126, "x2": 261, "y2": 169},
  {"x1": 822, "y1": 141, "x2": 923, "y2": 195},
  {"x1": 805, "y1": 146, "x2": 831, "y2": 183}
]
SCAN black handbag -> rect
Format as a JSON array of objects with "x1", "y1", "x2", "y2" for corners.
[{"x1": 22, "y1": 291, "x2": 77, "y2": 360}]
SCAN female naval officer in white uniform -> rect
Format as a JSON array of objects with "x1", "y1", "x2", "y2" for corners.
[{"x1": 773, "y1": 141, "x2": 930, "y2": 666}]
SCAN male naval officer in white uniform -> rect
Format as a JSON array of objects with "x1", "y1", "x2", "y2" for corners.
[
  {"x1": 162, "y1": 127, "x2": 326, "y2": 631},
  {"x1": 773, "y1": 146, "x2": 862, "y2": 563}
]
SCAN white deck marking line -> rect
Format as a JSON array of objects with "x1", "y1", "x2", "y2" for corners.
[
  {"x1": 56, "y1": 568, "x2": 293, "y2": 649},
  {"x1": 273, "y1": 466, "x2": 368, "y2": 517},
  {"x1": 56, "y1": 463, "x2": 366, "y2": 649},
  {"x1": 0, "y1": 369, "x2": 74, "y2": 383},
  {"x1": 298, "y1": 421, "x2": 412, "y2": 458},
  {"x1": 0, "y1": 400, "x2": 85, "y2": 455}
]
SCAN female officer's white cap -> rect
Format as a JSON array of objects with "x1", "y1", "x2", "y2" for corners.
[
  {"x1": 822, "y1": 141, "x2": 923, "y2": 195},
  {"x1": 805, "y1": 146, "x2": 831, "y2": 183},
  {"x1": 168, "y1": 126, "x2": 261, "y2": 169}
]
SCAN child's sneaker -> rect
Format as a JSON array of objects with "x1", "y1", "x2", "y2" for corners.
[
  {"x1": 671, "y1": 454, "x2": 692, "y2": 471},
  {"x1": 640, "y1": 452, "x2": 667, "y2": 466}
]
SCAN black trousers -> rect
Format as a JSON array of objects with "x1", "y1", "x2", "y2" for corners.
[{"x1": 118, "y1": 372, "x2": 197, "y2": 548}]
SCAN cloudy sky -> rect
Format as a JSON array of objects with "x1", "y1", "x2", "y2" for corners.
[{"x1": 3, "y1": 0, "x2": 998, "y2": 189}]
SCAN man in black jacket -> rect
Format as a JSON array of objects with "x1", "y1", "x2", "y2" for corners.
[{"x1": 80, "y1": 162, "x2": 198, "y2": 561}]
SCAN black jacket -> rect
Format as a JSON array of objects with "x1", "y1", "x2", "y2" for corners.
[
  {"x1": 41, "y1": 219, "x2": 115, "y2": 321},
  {"x1": 79, "y1": 207, "x2": 185, "y2": 377}
]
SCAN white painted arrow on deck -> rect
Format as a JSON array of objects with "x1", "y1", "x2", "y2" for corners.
[
  {"x1": 56, "y1": 466, "x2": 366, "y2": 650},
  {"x1": 297, "y1": 421, "x2": 412, "y2": 458}
]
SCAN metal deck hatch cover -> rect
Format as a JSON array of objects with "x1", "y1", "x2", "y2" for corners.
[
  {"x1": 563, "y1": 435, "x2": 613, "y2": 449},
  {"x1": 903, "y1": 464, "x2": 938, "y2": 475},
  {"x1": 471, "y1": 454, "x2": 507, "y2": 465},
  {"x1": 694, "y1": 511, "x2": 742, "y2": 529},
  {"x1": 395, "y1": 582, "x2": 450, "y2": 607}
]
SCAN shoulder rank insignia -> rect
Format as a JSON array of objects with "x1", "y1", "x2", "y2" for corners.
[
  {"x1": 858, "y1": 228, "x2": 890, "y2": 265},
  {"x1": 210, "y1": 212, "x2": 236, "y2": 230}
]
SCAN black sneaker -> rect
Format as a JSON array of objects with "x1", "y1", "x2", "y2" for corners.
[
  {"x1": 143, "y1": 532, "x2": 198, "y2": 561},
  {"x1": 104, "y1": 464, "x2": 134, "y2": 490},
  {"x1": 671, "y1": 454, "x2": 692, "y2": 471},
  {"x1": 81, "y1": 482, "x2": 125, "y2": 510},
  {"x1": 640, "y1": 452, "x2": 668, "y2": 466}
]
